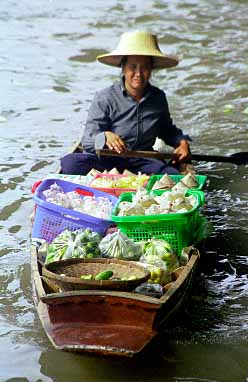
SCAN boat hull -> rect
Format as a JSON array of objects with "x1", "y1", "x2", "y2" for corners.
[{"x1": 31, "y1": 245, "x2": 199, "y2": 357}]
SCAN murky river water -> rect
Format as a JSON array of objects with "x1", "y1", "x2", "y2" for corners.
[{"x1": 0, "y1": 0, "x2": 247, "y2": 381}]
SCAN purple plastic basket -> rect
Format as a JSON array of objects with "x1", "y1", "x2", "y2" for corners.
[{"x1": 32, "y1": 178, "x2": 118, "y2": 243}]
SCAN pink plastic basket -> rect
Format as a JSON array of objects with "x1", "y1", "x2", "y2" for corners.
[
  {"x1": 89, "y1": 174, "x2": 149, "y2": 197},
  {"x1": 32, "y1": 178, "x2": 118, "y2": 243}
]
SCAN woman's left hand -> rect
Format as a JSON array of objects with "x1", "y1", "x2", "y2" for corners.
[{"x1": 173, "y1": 140, "x2": 190, "y2": 163}]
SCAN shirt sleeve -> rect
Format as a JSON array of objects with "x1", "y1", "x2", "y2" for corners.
[
  {"x1": 81, "y1": 91, "x2": 110, "y2": 153},
  {"x1": 158, "y1": 93, "x2": 192, "y2": 148}
]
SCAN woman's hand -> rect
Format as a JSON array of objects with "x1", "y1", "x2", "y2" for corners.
[
  {"x1": 173, "y1": 139, "x2": 190, "y2": 163},
  {"x1": 105, "y1": 131, "x2": 126, "y2": 153}
]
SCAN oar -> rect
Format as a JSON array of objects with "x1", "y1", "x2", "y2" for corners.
[{"x1": 96, "y1": 149, "x2": 248, "y2": 165}]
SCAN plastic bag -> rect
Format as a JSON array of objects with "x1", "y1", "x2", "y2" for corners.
[
  {"x1": 134, "y1": 282, "x2": 163, "y2": 298},
  {"x1": 45, "y1": 228, "x2": 102, "y2": 264},
  {"x1": 99, "y1": 230, "x2": 142, "y2": 261},
  {"x1": 137, "y1": 261, "x2": 169, "y2": 284},
  {"x1": 139, "y1": 239, "x2": 179, "y2": 284},
  {"x1": 192, "y1": 214, "x2": 212, "y2": 244},
  {"x1": 140, "y1": 239, "x2": 177, "y2": 265}
]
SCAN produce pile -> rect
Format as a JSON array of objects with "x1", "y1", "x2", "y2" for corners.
[
  {"x1": 34, "y1": 172, "x2": 208, "y2": 297},
  {"x1": 42, "y1": 182, "x2": 114, "y2": 219},
  {"x1": 139, "y1": 239, "x2": 179, "y2": 284},
  {"x1": 99, "y1": 230, "x2": 143, "y2": 261},
  {"x1": 45, "y1": 173, "x2": 94, "y2": 186},
  {"x1": 43, "y1": 227, "x2": 183, "y2": 290},
  {"x1": 86, "y1": 167, "x2": 138, "y2": 177},
  {"x1": 90, "y1": 174, "x2": 149, "y2": 190},
  {"x1": 80, "y1": 270, "x2": 137, "y2": 282},
  {"x1": 45, "y1": 228, "x2": 102, "y2": 264},
  {"x1": 116, "y1": 188, "x2": 197, "y2": 216},
  {"x1": 151, "y1": 172, "x2": 199, "y2": 191},
  {"x1": 80, "y1": 270, "x2": 114, "y2": 281}
]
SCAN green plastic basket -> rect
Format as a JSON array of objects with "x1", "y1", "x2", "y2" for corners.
[
  {"x1": 111, "y1": 190, "x2": 205, "y2": 256},
  {"x1": 146, "y1": 174, "x2": 207, "y2": 192}
]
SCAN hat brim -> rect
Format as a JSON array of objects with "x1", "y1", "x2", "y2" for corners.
[{"x1": 97, "y1": 53, "x2": 179, "y2": 69}]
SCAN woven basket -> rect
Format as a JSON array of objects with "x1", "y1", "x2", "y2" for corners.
[{"x1": 42, "y1": 258, "x2": 150, "y2": 292}]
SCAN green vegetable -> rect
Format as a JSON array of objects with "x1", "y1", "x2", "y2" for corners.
[
  {"x1": 80, "y1": 274, "x2": 93, "y2": 280},
  {"x1": 45, "y1": 228, "x2": 102, "y2": 264},
  {"x1": 143, "y1": 239, "x2": 173, "y2": 260},
  {"x1": 139, "y1": 239, "x2": 179, "y2": 284},
  {"x1": 86, "y1": 253, "x2": 94, "y2": 259},
  {"x1": 95, "y1": 270, "x2": 113, "y2": 280}
]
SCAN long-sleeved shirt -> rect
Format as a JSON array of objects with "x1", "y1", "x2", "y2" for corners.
[{"x1": 81, "y1": 79, "x2": 191, "y2": 153}]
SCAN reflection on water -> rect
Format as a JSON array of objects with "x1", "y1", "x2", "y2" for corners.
[
  {"x1": 0, "y1": 0, "x2": 248, "y2": 381},
  {"x1": 69, "y1": 49, "x2": 105, "y2": 63}
]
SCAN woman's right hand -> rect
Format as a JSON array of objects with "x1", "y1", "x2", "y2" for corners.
[{"x1": 105, "y1": 132, "x2": 126, "y2": 153}]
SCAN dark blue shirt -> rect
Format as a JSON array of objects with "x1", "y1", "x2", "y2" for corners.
[{"x1": 82, "y1": 79, "x2": 191, "y2": 153}]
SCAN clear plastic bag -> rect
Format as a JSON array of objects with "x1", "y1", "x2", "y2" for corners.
[
  {"x1": 45, "y1": 228, "x2": 102, "y2": 264},
  {"x1": 137, "y1": 261, "x2": 168, "y2": 284},
  {"x1": 99, "y1": 230, "x2": 142, "y2": 261},
  {"x1": 139, "y1": 239, "x2": 179, "y2": 284}
]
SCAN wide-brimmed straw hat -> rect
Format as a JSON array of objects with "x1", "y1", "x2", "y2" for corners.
[{"x1": 97, "y1": 30, "x2": 179, "y2": 69}]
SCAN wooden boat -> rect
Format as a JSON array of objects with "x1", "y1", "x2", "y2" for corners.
[
  {"x1": 31, "y1": 243, "x2": 199, "y2": 357},
  {"x1": 30, "y1": 141, "x2": 201, "y2": 356}
]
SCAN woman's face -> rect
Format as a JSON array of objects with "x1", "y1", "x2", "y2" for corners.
[{"x1": 123, "y1": 55, "x2": 152, "y2": 96}]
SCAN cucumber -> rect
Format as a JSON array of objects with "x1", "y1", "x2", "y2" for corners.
[{"x1": 95, "y1": 270, "x2": 113, "y2": 281}]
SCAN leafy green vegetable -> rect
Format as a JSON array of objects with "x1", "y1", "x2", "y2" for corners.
[{"x1": 45, "y1": 228, "x2": 102, "y2": 264}]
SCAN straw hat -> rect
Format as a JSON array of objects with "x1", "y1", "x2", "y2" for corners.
[{"x1": 97, "y1": 30, "x2": 179, "y2": 69}]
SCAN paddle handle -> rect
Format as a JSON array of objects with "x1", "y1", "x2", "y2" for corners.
[
  {"x1": 96, "y1": 149, "x2": 173, "y2": 161},
  {"x1": 96, "y1": 149, "x2": 247, "y2": 165}
]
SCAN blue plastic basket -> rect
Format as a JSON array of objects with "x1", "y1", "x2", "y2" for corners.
[{"x1": 32, "y1": 178, "x2": 118, "y2": 243}]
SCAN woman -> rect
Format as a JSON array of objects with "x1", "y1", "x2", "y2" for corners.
[{"x1": 61, "y1": 30, "x2": 191, "y2": 175}]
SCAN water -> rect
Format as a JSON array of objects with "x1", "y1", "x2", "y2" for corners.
[{"x1": 0, "y1": 0, "x2": 247, "y2": 381}]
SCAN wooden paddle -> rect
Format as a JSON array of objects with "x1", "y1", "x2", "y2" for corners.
[{"x1": 96, "y1": 149, "x2": 248, "y2": 165}]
